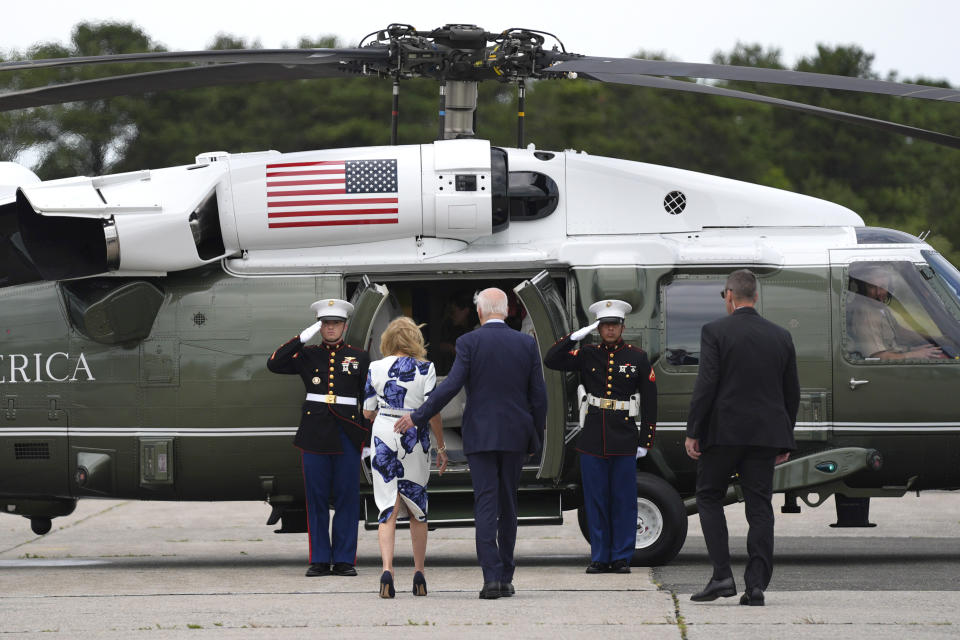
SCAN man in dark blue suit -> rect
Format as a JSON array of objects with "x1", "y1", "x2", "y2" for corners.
[{"x1": 394, "y1": 287, "x2": 548, "y2": 599}]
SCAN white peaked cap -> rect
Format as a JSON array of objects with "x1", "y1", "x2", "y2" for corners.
[
  {"x1": 588, "y1": 299, "x2": 632, "y2": 324},
  {"x1": 310, "y1": 298, "x2": 355, "y2": 320}
]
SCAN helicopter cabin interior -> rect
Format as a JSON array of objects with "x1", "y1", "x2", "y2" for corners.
[{"x1": 344, "y1": 273, "x2": 568, "y2": 469}]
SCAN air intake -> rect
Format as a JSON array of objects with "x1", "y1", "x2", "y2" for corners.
[{"x1": 14, "y1": 442, "x2": 50, "y2": 460}]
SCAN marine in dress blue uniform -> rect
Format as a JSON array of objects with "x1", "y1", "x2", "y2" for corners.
[
  {"x1": 267, "y1": 299, "x2": 370, "y2": 577},
  {"x1": 544, "y1": 299, "x2": 657, "y2": 573}
]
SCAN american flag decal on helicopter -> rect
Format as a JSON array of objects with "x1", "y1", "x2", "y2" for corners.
[{"x1": 265, "y1": 158, "x2": 399, "y2": 228}]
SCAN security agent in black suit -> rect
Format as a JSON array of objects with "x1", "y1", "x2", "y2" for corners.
[{"x1": 685, "y1": 269, "x2": 799, "y2": 607}]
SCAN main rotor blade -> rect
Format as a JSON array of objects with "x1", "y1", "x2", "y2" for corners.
[
  {"x1": 582, "y1": 71, "x2": 960, "y2": 150},
  {"x1": 548, "y1": 57, "x2": 960, "y2": 103},
  {"x1": 0, "y1": 48, "x2": 389, "y2": 72},
  {"x1": 0, "y1": 63, "x2": 361, "y2": 112}
]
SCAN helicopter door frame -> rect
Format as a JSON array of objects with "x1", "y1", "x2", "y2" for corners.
[
  {"x1": 343, "y1": 276, "x2": 389, "y2": 487},
  {"x1": 343, "y1": 275, "x2": 389, "y2": 352},
  {"x1": 514, "y1": 270, "x2": 571, "y2": 480}
]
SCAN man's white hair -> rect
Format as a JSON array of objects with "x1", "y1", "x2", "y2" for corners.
[{"x1": 474, "y1": 287, "x2": 508, "y2": 317}]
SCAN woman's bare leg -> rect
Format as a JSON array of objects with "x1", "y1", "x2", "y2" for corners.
[
  {"x1": 410, "y1": 516, "x2": 428, "y2": 573},
  {"x1": 378, "y1": 495, "x2": 402, "y2": 572}
]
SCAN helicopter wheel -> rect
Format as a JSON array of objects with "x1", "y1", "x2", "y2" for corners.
[
  {"x1": 576, "y1": 472, "x2": 687, "y2": 567},
  {"x1": 30, "y1": 517, "x2": 52, "y2": 536}
]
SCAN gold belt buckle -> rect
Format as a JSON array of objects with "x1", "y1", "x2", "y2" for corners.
[
  {"x1": 600, "y1": 399, "x2": 615, "y2": 410},
  {"x1": 325, "y1": 393, "x2": 336, "y2": 404}
]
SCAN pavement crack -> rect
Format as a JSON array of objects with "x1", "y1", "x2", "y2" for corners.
[{"x1": 652, "y1": 567, "x2": 688, "y2": 640}]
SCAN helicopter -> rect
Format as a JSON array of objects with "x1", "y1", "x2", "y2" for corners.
[{"x1": 1, "y1": 23, "x2": 960, "y2": 566}]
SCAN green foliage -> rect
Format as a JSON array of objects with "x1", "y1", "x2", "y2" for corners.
[{"x1": 2, "y1": 23, "x2": 960, "y2": 260}]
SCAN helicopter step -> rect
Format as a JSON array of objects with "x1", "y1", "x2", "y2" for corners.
[{"x1": 681, "y1": 446, "x2": 883, "y2": 515}]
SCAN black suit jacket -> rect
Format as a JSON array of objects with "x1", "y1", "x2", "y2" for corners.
[{"x1": 685, "y1": 307, "x2": 799, "y2": 452}]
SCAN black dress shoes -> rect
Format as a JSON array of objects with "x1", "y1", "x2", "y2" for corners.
[
  {"x1": 739, "y1": 587, "x2": 765, "y2": 606},
  {"x1": 305, "y1": 563, "x2": 331, "y2": 577},
  {"x1": 690, "y1": 576, "x2": 737, "y2": 602},
  {"x1": 332, "y1": 562, "x2": 357, "y2": 576},
  {"x1": 479, "y1": 581, "x2": 502, "y2": 599},
  {"x1": 610, "y1": 559, "x2": 632, "y2": 574},
  {"x1": 585, "y1": 561, "x2": 611, "y2": 574},
  {"x1": 500, "y1": 582, "x2": 515, "y2": 597}
]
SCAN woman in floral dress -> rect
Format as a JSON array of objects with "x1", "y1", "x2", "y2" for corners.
[{"x1": 363, "y1": 317, "x2": 448, "y2": 598}]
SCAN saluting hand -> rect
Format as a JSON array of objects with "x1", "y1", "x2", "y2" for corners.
[
  {"x1": 394, "y1": 414, "x2": 414, "y2": 433},
  {"x1": 299, "y1": 320, "x2": 323, "y2": 343},
  {"x1": 570, "y1": 321, "x2": 600, "y2": 342}
]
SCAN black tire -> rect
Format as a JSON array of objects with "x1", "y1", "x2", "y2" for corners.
[
  {"x1": 576, "y1": 472, "x2": 688, "y2": 567},
  {"x1": 30, "y1": 517, "x2": 52, "y2": 535}
]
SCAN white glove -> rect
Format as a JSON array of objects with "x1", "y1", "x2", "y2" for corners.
[
  {"x1": 570, "y1": 321, "x2": 600, "y2": 341},
  {"x1": 299, "y1": 320, "x2": 323, "y2": 343},
  {"x1": 636, "y1": 447, "x2": 648, "y2": 459},
  {"x1": 361, "y1": 446, "x2": 372, "y2": 461}
]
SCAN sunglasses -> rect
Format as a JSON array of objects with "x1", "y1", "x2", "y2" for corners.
[{"x1": 720, "y1": 288, "x2": 728, "y2": 299}]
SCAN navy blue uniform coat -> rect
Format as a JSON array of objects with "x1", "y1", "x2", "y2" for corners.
[
  {"x1": 411, "y1": 321, "x2": 547, "y2": 453},
  {"x1": 267, "y1": 337, "x2": 370, "y2": 454}
]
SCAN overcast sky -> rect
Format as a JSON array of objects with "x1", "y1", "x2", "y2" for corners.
[{"x1": 3, "y1": 0, "x2": 958, "y2": 85}]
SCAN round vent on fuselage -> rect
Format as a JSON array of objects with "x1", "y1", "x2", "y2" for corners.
[{"x1": 664, "y1": 190, "x2": 686, "y2": 215}]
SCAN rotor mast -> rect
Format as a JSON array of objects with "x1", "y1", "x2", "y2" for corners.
[
  {"x1": 362, "y1": 24, "x2": 564, "y2": 144},
  {"x1": 443, "y1": 80, "x2": 478, "y2": 139}
]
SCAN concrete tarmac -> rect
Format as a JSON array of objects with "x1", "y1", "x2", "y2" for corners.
[{"x1": 0, "y1": 491, "x2": 958, "y2": 638}]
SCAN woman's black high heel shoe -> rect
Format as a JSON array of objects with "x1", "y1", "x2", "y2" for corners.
[
  {"x1": 379, "y1": 570, "x2": 396, "y2": 598},
  {"x1": 412, "y1": 571, "x2": 427, "y2": 596}
]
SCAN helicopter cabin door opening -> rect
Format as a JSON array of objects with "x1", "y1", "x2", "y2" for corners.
[
  {"x1": 345, "y1": 270, "x2": 568, "y2": 529},
  {"x1": 830, "y1": 249, "x2": 960, "y2": 491}
]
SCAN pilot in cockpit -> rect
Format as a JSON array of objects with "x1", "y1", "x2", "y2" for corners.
[{"x1": 846, "y1": 264, "x2": 946, "y2": 360}]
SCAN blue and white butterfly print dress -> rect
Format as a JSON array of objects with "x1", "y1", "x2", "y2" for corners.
[{"x1": 363, "y1": 355, "x2": 437, "y2": 523}]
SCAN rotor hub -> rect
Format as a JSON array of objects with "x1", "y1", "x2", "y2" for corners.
[{"x1": 356, "y1": 23, "x2": 571, "y2": 82}]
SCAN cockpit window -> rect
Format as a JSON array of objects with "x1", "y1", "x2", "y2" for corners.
[
  {"x1": 923, "y1": 250, "x2": 960, "y2": 304},
  {"x1": 843, "y1": 260, "x2": 960, "y2": 363}
]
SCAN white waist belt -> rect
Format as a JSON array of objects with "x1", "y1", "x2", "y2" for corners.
[
  {"x1": 586, "y1": 394, "x2": 631, "y2": 411},
  {"x1": 586, "y1": 393, "x2": 640, "y2": 416},
  {"x1": 378, "y1": 407, "x2": 414, "y2": 418},
  {"x1": 306, "y1": 393, "x2": 357, "y2": 406}
]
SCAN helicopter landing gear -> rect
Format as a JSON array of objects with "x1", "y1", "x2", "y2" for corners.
[
  {"x1": 576, "y1": 472, "x2": 688, "y2": 567},
  {"x1": 30, "y1": 517, "x2": 52, "y2": 535},
  {"x1": 830, "y1": 495, "x2": 877, "y2": 528}
]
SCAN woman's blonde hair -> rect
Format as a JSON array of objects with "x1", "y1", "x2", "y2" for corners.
[{"x1": 380, "y1": 316, "x2": 427, "y2": 360}]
